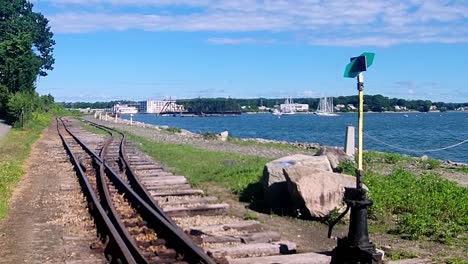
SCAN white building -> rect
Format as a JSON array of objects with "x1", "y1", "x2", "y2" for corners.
[
  {"x1": 113, "y1": 103, "x2": 138, "y2": 114},
  {"x1": 138, "y1": 100, "x2": 184, "y2": 114},
  {"x1": 280, "y1": 103, "x2": 309, "y2": 112}
]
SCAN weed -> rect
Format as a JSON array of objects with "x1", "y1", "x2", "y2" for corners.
[
  {"x1": 454, "y1": 166, "x2": 468, "y2": 173},
  {"x1": 336, "y1": 160, "x2": 356, "y2": 175},
  {"x1": 386, "y1": 249, "x2": 419, "y2": 260},
  {"x1": 163, "y1": 127, "x2": 182, "y2": 133},
  {"x1": 200, "y1": 131, "x2": 218, "y2": 140},
  {"x1": 420, "y1": 158, "x2": 441, "y2": 170},
  {"x1": 445, "y1": 258, "x2": 468, "y2": 264},
  {"x1": 243, "y1": 211, "x2": 259, "y2": 221},
  {"x1": 322, "y1": 208, "x2": 346, "y2": 226}
]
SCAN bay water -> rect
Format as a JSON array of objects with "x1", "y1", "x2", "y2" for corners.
[{"x1": 122, "y1": 112, "x2": 468, "y2": 163}]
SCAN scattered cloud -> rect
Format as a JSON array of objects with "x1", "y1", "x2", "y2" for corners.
[
  {"x1": 207, "y1": 37, "x2": 275, "y2": 44},
  {"x1": 37, "y1": 0, "x2": 468, "y2": 46}
]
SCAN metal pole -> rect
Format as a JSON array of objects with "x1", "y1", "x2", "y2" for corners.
[
  {"x1": 357, "y1": 73, "x2": 364, "y2": 188},
  {"x1": 330, "y1": 71, "x2": 382, "y2": 264}
]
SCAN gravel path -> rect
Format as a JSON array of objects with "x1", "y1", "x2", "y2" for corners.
[
  {"x1": 83, "y1": 116, "x2": 318, "y2": 159},
  {"x1": 0, "y1": 119, "x2": 11, "y2": 142},
  {"x1": 0, "y1": 121, "x2": 106, "y2": 263}
]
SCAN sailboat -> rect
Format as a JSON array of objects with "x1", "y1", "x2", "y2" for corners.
[
  {"x1": 281, "y1": 98, "x2": 296, "y2": 115},
  {"x1": 315, "y1": 97, "x2": 339, "y2": 116},
  {"x1": 272, "y1": 98, "x2": 296, "y2": 115}
]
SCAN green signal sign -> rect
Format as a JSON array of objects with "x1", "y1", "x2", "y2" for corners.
[{"x1": 344, "y1": 52, "x2": 375, "y2": 78}]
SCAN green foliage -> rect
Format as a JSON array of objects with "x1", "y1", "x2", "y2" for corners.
[
  {"x1": 445, "y1": 258, "x2": 468, "y2": 264},
  {"x1": 0, "y1": 112, "x2": 51, "y2": 218},
  {"x1": 420, "y1": 158, "x2": 441, "y2": 170},
  {"x1": 336, "y1": 160, "x2": 356, "y2": 175},
  {"x1": 365, "y1": 169, "x2": 468, "y2": 242},
  {"x1": 386, "y1": 249, "x2": 419, "y2": 260},
  {"x1": 178, "y1": 98, "x2": 241, "y2": 114},
  {"x1": 322, "y1": 208, "x2": 345, "y2": 226},
  {"x1": 0, "y1": 0, "x2": 55, "y2": 124},
  {"x1": 162, "y1": 127, "x2": 182, "y2": 133},
  {"x1": 125, "y1": 133, "x2": 272, "y2": 194},
  {"x1": 201, "y1": 131, "x2": 218, "y2": 140},
  {"x1": 243, "y1": 211, "x2": 259, "y2": 221},
  {"x1": 453, "y1": 166, "x2": 468, "y2": 173}
]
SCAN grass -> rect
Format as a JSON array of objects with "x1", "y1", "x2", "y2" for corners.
[
  {"x1": 386, "y1": 249, "x2": 419, "y2": 260},
  {"x1": 126, "y1": 133, "x2": 272, "y2": 194},
  {"x1": 0, "y1": 112, "x2": 52, "y2": 219},
  {"x1": 365, "y1": 168, "x2": 468, "y2": 243}
]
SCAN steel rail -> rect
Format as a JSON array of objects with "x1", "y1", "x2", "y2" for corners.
[
  {"x1": 97, "y1": 138, "x2": 148, "y2": 263},
  {"x1": 65, "y1": 118, "x2": 215, "y2": 264},
  {"x1": 85, "y1": 120, "x2": 177, "y2": 226},
  {"x1": 56, "y1": 118, "x2": 136, "y2": 264}
]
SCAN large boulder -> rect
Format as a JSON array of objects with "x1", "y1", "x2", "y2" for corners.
[
  {"x1": 260, "y1": 154, "x2": 332, "y2": 214},
  {"x1": 315, "y1": 146, "x2": 353, "y2": 171},
  {"x1": 283, "y1": 165, "x2": 360, "y2": 218}
]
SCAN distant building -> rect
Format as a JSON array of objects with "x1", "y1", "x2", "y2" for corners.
[
  {"x1": 430, "y1": 105, "x2": 438, "y2": 111},
  {"x1": 335, "y1": 104, "x2": 346, "y2": 111},
  {"x1": 347, "y1": 104, "x2": 357, "y2": 110},
  {"x1": 280, "y1": 103, "x2": 309, "y2": 112},
  {"x1": 138, "y1": 100, "x2": 184, "y2": 114},
  {"x1": 394, "y1": 105, "x2": 407, "y2": 111},
  {"x1": 113, "y1": 103, "x2": 138, "y2": 114}
]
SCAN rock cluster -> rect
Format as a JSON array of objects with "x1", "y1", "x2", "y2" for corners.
[{"x1": 260, "y1": 150, "x2": 359, "y2": 218}]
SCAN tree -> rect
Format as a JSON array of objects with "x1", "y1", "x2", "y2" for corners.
[{"x1": 0, "y1": 0, "x2": 55, "y2": 123}]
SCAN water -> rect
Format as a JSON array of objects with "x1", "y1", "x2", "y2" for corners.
[{"x1": 121, "y1": 112, "x2": 468, "y2": 163}]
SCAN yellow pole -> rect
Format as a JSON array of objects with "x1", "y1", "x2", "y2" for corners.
[{"x1": 357, "y1": 73, "x2": 364, "y2": 188}]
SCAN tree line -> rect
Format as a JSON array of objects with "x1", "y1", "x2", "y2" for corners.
[
  {"x1": 0, "y1": 0, "x2": 56, "y2": 126},
  {"x1": 60, "y1": 95, "x2": 467, "y2": 113}
]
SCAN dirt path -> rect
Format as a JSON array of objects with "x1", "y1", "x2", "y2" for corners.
[
  {"x1": 0, "y1": 119, "x2": 11, "y2": 142},
  {"x1": 0, "y1": 121, "x2": 106, "y2": 263}
]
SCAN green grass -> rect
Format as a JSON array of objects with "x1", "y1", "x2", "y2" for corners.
[
  {"x1": 386, "y1": 249, "x2": 419, "y2": 260},
  {"x1": 365, "y1": 168, "x2": 468, "y2": 243},
  {"x1": 0, "y1": 112, "x2": 52, "y2": 218},
  {"x1": 126, "y1": 133, "x2": 272, "y2": 194},
  {"x1": 453, "y1": 166, "x2": 468, "y2": 173}
]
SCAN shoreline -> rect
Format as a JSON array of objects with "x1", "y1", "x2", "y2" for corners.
[{"x1": 87, "y1": 114, "x2": 467, "y2": 166}]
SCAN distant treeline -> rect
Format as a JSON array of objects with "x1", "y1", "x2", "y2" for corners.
[
  {"x1": 58, "y1": 95, "x2": 468, "y2": 113},
  {"x1": 58, "y1": 100, "x2": 138, "y2": 109}
]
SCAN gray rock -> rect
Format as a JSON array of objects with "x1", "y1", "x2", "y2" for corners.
[
  {"x1": 315, "y1": 146, "x2": 353, "y2": 171},
  {"x1": 260, "y1": 154, "x2": 332, "y2": 214},
  {"x1": 283, "y1": 165, "x2": 360, "y2": 218},
  {"x1": 218, "y1": 130, "x2": 229, "y2": 141}
]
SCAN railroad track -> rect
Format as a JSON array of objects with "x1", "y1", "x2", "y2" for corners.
[{"x1": 58, "y1": 117, "x2": 319, "y2": 263}]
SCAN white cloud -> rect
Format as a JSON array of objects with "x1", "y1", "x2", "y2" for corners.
[{"x1": 40, "y1": 0, "x2": 468, "y2": 46}]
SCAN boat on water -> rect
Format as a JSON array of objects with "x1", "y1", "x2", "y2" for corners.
[
  {"x1": 315, "y1": 97, "x2": 339, "y2": 116},
  {"x1": 272, "y1": 98, "x2": 296, "y2": 116}
]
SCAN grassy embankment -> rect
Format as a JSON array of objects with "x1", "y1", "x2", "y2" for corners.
[{"x1": 0, "y1": 113, "x2": 52, "y2": 218}]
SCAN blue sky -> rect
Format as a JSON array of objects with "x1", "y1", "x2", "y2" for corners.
[{"x1": 32, "y1": 0, "x2": 468, "y2": 103}]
